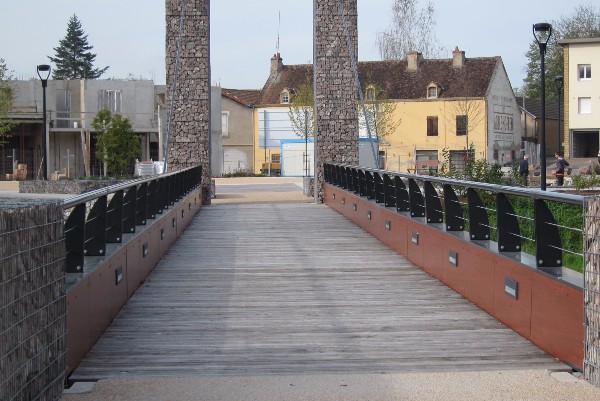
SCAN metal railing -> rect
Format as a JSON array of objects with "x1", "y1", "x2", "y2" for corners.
[
  {"x1": 62, "y1": 165, "x2": 202, "y2": 273},
  {"x1": 325, "y1": 163, "x2": 585, "y2": 273}
]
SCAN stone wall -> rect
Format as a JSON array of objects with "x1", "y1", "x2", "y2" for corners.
[
  {"x1": 0, "y1": 199, "x2": 66, "y2": 401},
  {"x1": 20, "y1": 179, "x2": 127, "y2": 194},
  {"x1": 584, "y1": 196, "x2": 600, "y2": 388},
  {"x1": 165, "y1": 0, "x2": 211, "y2": 204},
  {"x1": 313, "y1": 0, "x2": 359, "y2": 202}
]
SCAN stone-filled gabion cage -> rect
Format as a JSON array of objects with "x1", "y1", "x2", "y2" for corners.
[
  {"x1": 584, "y1": 196, "x2": 600, "y2": 387},
  {"x1": 0, "y1": 199, "x2": 66, "y2": 401}
]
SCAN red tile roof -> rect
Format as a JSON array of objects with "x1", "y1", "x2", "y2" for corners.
[
  {"x1": 255, "y1": 56, "x2": 501, "y2": 106},
  {"x1": 222, "y1": 88, "x2": 262, "y2": 107}
]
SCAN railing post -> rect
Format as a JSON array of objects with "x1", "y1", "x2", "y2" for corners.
[
  {"x1": 443, "y1": 184, "x2": 464, "y2": 231},
  {"x1": 383, "y1": 174, "x2": 395, "y2": 208},
  {"x1": 106, "y1": 190, "x2": 124, "y2": 243},
  {"x1": 424, "y1": 181, "x2": 443, "y2": 223},
  {"x1": 497, "y1": 193, "x2": 521, "y2": 252},
  {"x1": 467, "y1": 188, "x2": 490, "y2": 240},
  {"x1": 374, "y1": 172, "x2": 384, "y2": 203},
  {"x1": 122, "y1": 186, "x2": 137, "y2": 234},
  {"x1": 394, "y1": 176, "x2": 410, "y2": 212},
  {"x1": 136, "y1": 183, "x2": 148, "y2": 226},
  {"x1": 534, "y1": 199, "x2": 563, "y2": 269},
  {"x1": 84, "y1": 195, "x2": 107, "y2": 256},
  {"x1": 65, "y1": 203, "x2": 85, "y2": 273},
  {"x1": 408, "y1": 178, "x2": 425, "y2": 218}
]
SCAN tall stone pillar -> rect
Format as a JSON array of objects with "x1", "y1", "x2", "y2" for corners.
[
  {"x1": 166, "y1": 0, "x2": 211, "y2": 203},
  {"x1": 313, "y1": 0, "x2": 359, "y2": 202}
]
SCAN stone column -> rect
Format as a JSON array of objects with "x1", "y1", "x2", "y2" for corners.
[
  {"x1": 166, "y1": 0, "x2": 211, "y2": 204},
  {"x1": 313, "y1": 0, "x2": 359, "y2": 202}
]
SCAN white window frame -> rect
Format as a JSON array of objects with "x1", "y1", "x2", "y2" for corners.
[
  {"x1": 221, "y1": 111, "x2": 229, "y2": 137},
  {"x1": 98, "y1": 89, "x2": 122, "y2": 113},
  {"x1": 579, "y1": 97, "x2": 592, "y2": 114},
  {"x1": 427, "y1": 85, "x2": 438, "y2": 99},
  {"x1": 280, "y1": 91, "x2": 290, "y2": 104},
  {"x1": 578, "y1": 64, "x2": 592, "y2": 80}
]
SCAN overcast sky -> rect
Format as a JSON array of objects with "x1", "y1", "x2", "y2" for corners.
[{"x1": 1, "y1": 0, "x2": 575, "y2": 90}]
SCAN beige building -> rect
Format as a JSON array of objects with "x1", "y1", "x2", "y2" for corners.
[{"x1": 559, "y1": 38, "x2": 600, "y2": 159}]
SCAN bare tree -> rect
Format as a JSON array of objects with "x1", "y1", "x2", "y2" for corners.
[{"x1": 376, "y1": 0, "x2": 445, "y2": 60}]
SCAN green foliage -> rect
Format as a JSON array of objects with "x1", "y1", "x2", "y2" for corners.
[
  {"x1": 288, "y1": 74, "x2": 314, "y2": 139},
  {"x1": 222, "y1": 169, "x2": 262, "y2": 178},
  {"x1": 0, "y1": 58, "x2": 15, "y2": 147},
  {"x1": 572, "y1": 169, "x2": 600, "y2": 192},
  {"x1": 522, "y1": 4, "x2": 600, "y2": 99},
  {"x1": 438, "y1": 144, "x2": 504, "y2": 184},
  {"x1": 49, "y1": 14, "x2": 109, "y2": 79},
  {"x1": 92, "y1": 109, "x2": 140, "y2": 177}
]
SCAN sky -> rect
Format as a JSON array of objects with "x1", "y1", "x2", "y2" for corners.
[{"x1": 1, "y1": 0, "x2": 578, "y2": 90}]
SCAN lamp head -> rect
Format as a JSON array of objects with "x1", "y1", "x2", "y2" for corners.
[
  {"x1": 36, "y1": 64, "x2": 51, "y2": 81},
  {"x1": 533, "y1": 23, "x2": 552, "y2": 49}
]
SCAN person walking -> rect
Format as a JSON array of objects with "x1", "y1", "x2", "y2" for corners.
[
  {"x1": 554, "y1": 152, "x2": 566, "y2": 186},
  {"x1": 519, "y1": 155, "x2": 529, "y2": 186}
]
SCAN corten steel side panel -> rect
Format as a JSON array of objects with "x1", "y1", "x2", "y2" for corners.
[
  {"x1": 158, "y1": 209, "x2": 178, "y2": 256},
  {"x1": 88, "y1": 247, "x2": 128, "y2": 346},
  {"x1": 405, "y1": 219, "x2": 425, "y2": 268},
  {"x1": 419, "y1": 225, "x2": 445, "y2": 281},
  {"x1": 461, "y1": 245, "x2": 495, "y2": 312},
  {"x1": 126, "y1": 240, "x2": 142, "y2": 298},
  {"x1": 66, "y1": 278, "x2": 91, "y2": 374},
  {"x1": 493, "y1": 259, "x2": 534, "y2": 338},
  {"x1": 432, "y1": 234, "x2": 468, "y2": 297},
  {"x1": 531, "y1": 274, "x2": 584, "y2": 369}
]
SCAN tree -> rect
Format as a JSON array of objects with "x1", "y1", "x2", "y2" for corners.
[
  {"x1": 359, "y1": 83, "x2": 401, "y2": 141},
  {"x1": 0, "y1": 58, "x2": 14, "y2": 147},
  {"x1": 288, "y1": 74, "x2": 314, "y2": 176},
  {"x1": 49, "y1": 14, "x2": 109, "y2": 79},
  {"x1": 522, "y1": 4, "x2": 600, "y2": 99},
  {"x1": 376, "y1": 0, "x2": 444, "y2": 60},
  {"x1": 92, "y1": 109, "x2": 140, "y2": 177}
]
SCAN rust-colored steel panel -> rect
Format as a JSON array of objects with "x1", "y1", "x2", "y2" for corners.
[
  {"x1": 461, "y1": 245, "x2": 495, "y2": 312},
  {"x1": 126, "y1": 240, "x2": 142, "y2": 298},
  {"x1": 531, "y1": 274, "x2": 584, "y2": 369},
  {"x1": 66, "y1": 278, "x2": 91, "y2": 375},
  {"x1": 493, "y1": 260, "x2": 533, "y2": 338},
  {"x1": 159, "y1": 209, "x2": 178, "y2": 255},
  {"x1": 430, "y1": 234, "x2": 467, "y2": 296}
]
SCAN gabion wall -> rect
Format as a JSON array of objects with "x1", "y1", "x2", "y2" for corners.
[
  {"x1": 584, "y1": 196, "x2": 600, "y2": 387},
  {"x1": 165, "y1": 0, "x2": 211, "y2": 204},
  {"x1": 0, "y1": 199, "x2": 66, "y2": 401},
  {"x1": 313, "y1": 0, "x2": 359, "y2": 202}
]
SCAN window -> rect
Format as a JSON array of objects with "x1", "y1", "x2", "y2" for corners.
[
  {"x1": 426, "y1": 116, "x2": 438, "y2": 136},
  {"x1": 579, "y1": 97, "x2": 592, "y2": 114},
  {"x1": 427, "y1": 86, "x2": 437, "y2": 99},
  {"x1": 271, "y1": 153, "x2": 280, "y2": 163},
  {"x1": 55, "y1": 89, "x2": 71, "y2": 128},
  {"x1": 221, "y1": 111, "x2": 229, "y2": 137},
  {"x1": 456, "y1": 115, "x2": 468, "y2": 136},
  {"x1": 98, "y1": 90, "x2": 122, "y2": 113},
  {"x1": 365, "y1": 86, "x2": 376, "y2": 101},
  {"x1": 579, "y1": 64, "x2": 592, "y2": 80},
  {"x1": 280, "y1": 91, "x2": 290, "y2": 104}
]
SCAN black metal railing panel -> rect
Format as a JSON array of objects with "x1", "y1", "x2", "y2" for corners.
[
  {"x1": 65, "y1": 203, "x2": 85, "y2": 273},
  {"x1": 383, "y1": 174, "x2": 395, "y2": 207},
  {"x1": 84, "y1": 196, "x2": 107, "y2": 256},
  {"x1": 443, "y1": 184, "x2": 464, "y2": 231},
  {"x1": 497, "y1": 193, "x2": 521, "y2": 252},
  {"x1": 408, "y1": 178, "x2": 425, "y2": 218},
  {"x1": 106, "y1": 190, "x2": 124, "y2": 243},
  {"x1": 424, "y1": 181, "x2": 443, "y2": 224}
]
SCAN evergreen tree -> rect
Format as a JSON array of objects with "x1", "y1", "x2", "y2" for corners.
[
  {"x1": 0, "y1": 58, "x2": 15, "y2": 147},
  {"x1": 522, "y1": 5, "x2": 600, "y2": 99},
  {"x1": 49, "y1": 14, "x2": 109, "y2": 79}
]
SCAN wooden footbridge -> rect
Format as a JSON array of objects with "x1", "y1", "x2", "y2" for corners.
[{"x1": 69, "y1": 180, "x2": 566, "y2": 381}]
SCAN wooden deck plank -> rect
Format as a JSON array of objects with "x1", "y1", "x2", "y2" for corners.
[{"x1": 71, "y1": 203, "x2": 565, "y2": 380}]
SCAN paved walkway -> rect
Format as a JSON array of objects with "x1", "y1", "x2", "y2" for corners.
[{"x1": 61, "y1": 177, "x2": 600, "y2": 400}]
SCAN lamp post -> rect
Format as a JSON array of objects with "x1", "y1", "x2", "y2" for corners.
[
  {"x1": 37, "y1": 64, "x2": 51, "y2": 180},
  {"x1": 533, "y1": 23, "x2": 552, "y2": 190},
  {"x1": 555, "y1": 75, "x2": 563, "y2": 156}
]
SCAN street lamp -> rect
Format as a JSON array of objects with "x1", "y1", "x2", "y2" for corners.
[
  {"x1": 37, "y1": 64, "x2": 51, "y2": 180},
  {"x1": 533, "y1": 22, "x2": 552, "y2": 190},
  {"x1": 555, "y1": 75, "x2": 563, "y2": 156}
]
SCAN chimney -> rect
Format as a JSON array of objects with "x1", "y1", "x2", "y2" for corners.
[
  {"x1": 270, "y1": 53, "x2": 283, "y2": 76},
  {"x1": 407, "y1": 51, "x2": 422, "y2": 71},
  {"x1": 452, "y1": 46, "x2": 466, "y2": 68}
]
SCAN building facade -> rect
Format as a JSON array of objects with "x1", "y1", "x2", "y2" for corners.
[
  {"x1": 252, "y1": 48, "x2": 521, "y2": 174},
  {"x1": 559, "y1": 38, "x2": 600, "y2": 159}
]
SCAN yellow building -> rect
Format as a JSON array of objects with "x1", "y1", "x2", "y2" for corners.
[{"x1": 253, "y1": 49, "x2": 521, "y2": 174}]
